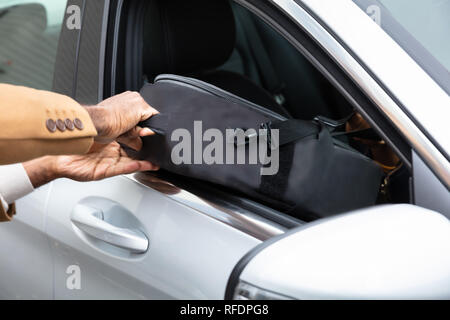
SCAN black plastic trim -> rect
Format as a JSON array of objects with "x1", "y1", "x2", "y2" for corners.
[
  {"x1": 72, "y1": 0, "x2": 86, "y2": 98},
  {"x1": 104, "y1": 0, "x2": 121, "y2": 98},
  {"x1": 97, "y1": 0, "x2": 110, "y2": 102}
]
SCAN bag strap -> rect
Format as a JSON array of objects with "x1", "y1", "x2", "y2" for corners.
[
  {"x1": 332, "y1": 128, "x2": 380, "y2": 140},
  {"x1": 139, "y1": 113, "x2": 170, "y2": 136},
  {"x1": 141, "y1": 113, "x2": 378, "y2": 147},
  {"x1": 313, "y1": 113, "x2": 354, "y2": 131},
  {"x1": 264, "y1": 119, "x2": 320, "y2": 149},
  {"x1": 265, "y1": 114, "x2": 380, "y2": 147},
  {"x1": 314, "y1": 112, "x2": 380, "y2": 141}
]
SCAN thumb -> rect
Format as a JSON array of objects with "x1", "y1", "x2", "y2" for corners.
[
  {"x1": 117, "y1": 127, "x2": 143, "y2": 151},
  {"x1": 139, "y1": 103, "x2": 160, "y2": 122}
]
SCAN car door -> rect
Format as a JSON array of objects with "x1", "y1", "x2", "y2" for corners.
[
  {"x1": 43, "y1": 0, "x2": 448, "y2": 300},
  {"x1": 46, "y1": 174, "x2": 286, "y2": 299},
  {"x1": 42, "y1": 0, "x2": 291, "y2": 300},
  {"x1": 225, "y1": 0, "x2": 450, "y2": 299},
  {"x1": 0, "y1": 0, "x2": 68, "y2": 299}
]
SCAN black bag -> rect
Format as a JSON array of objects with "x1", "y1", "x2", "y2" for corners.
[{"x1": 138, "y1": 74, "x2": 383, "y2": 220}]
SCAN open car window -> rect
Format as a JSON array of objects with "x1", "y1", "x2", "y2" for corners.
[{"x1": 111, "y1": 0, "x2": 412, "y2": 221}]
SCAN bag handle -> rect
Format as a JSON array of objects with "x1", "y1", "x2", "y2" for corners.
[
  {"x1": 263, "y1": 119, "x2": 320, "y2": 149},
  {"x1": 139, "y1": 113, "x2": 170, "y2": 136},
  {"x1": 141, "y1": 114, "x2": 321, "y2": 149}
]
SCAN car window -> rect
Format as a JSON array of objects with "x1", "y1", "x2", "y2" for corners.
[
  {"x1": 0, "y1": 0, "x2": 67, "y2": 90},
  {"x1": 118, "y1": 0, "x2": 411, "y2": 220},
  {"x1": 217, "y1": 2, "x2": 353, "y2": 120},
  {"x1": 352, "y1": 0, "x2": 450, "y2": 94}
]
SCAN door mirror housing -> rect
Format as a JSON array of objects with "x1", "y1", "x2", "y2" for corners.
[{"x1": 226, "y1": 204, "x2": 450, "y2": 299}]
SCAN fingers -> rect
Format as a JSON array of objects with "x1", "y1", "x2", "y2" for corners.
[
  {"x1": 123, "y1": 91, "x2": 159, "y2": 121},
  {"x1": 117, "y1": 136, "x2": 142, "y2": 152},
  {"x1": 107, "y1": 160, "x2": 159, "y2": 178},
  {"x1": 137, "y1": 160, "x2": 159, "y2": 172},
  {"x1": 95, "y1": 144, "x2": 159, "y2": 179},
  {"x1": 94, "y1": 91, "x2": 160, "y2": 143},
  {"x1": 139, "y1": 100, "x2": 159, "y2": 122},
  {"x1": 116, "y1": 126, "x2": 143, "y2": 151},
  {"x1": 120, "y1": 149, "x2": 160, "y2": 172},
  {"x1": 55, "y1": 141, "x2": 159, "y2": 182},
  {"x1": 116, "y1": 125, "x2": 156, "y2": 151},
  {"x1": 139, "y1": 127, "x2": 155, "y2": 137}
]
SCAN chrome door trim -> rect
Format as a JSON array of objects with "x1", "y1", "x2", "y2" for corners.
[
  {"x1": 271, "y1": 0, "x2": 450, "y2": 189},
  {"x1": 125, "y1": 173, "x2": 288, "y2": 241}
]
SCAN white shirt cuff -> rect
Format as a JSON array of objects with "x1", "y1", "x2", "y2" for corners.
[
  {"x1": 0, "y1": 195, "x2": 8, "y2": 212},
  {"x1": 0, "y1": 164, "x2": 34, "y2": 211}
]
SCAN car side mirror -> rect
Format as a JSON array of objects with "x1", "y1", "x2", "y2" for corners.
[{"x1": 226, "y1": 204, "x2": 450, "y2": 299}]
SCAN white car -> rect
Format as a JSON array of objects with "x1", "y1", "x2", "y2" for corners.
[{"x1": 0, "y1": 0, "x2": 449, "y2": 299}]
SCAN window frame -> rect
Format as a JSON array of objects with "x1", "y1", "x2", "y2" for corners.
[{"x1": 291, "y1": 0, "x2": 450, "y2": 190}]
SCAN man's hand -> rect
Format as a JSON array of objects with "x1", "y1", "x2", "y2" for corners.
[
  {"x1": 54, "y1": 142, "x2": 159, "y2": 182},
  {"x1": 85, "y1": 91, "x2": 158, "y2": 151},
  {"x1": 23, "y1": 142, "x2": 159, "y2": 188}
]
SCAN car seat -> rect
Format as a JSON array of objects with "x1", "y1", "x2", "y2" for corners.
[{"x1": 142, "y1": 0, "x2": 291, "y2": 117}]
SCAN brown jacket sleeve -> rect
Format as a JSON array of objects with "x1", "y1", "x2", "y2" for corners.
[{"x1": 0, "y1": 84, "x2": 97, "y2": 165}]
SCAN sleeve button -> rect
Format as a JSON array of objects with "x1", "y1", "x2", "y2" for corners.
[
  {"x1": 73, "y1": 118, "x2": 84, "y2": 130},
  {"x1": 46, "y1": 119, "x2": 57, "y2": 133},
  {"x1": 65, "y1": 119, "x2": 75, "y2": 131},
  {"x1": 56, "y1": 119, "x2": 66, "y2": 132}
]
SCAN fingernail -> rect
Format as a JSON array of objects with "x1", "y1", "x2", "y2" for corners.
[{"x1": 140, "y1": 128, "x2": 154, "y2": 136}]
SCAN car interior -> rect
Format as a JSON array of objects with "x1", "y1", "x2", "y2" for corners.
[
  {"x1": 112, "y1": 0, "x2": 412, "y2": 222},
  {"x1": 141, "y1": 0, "x2": 352, "y2": 120}
]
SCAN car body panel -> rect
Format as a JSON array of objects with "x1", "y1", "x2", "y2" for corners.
[
  {"x1": 0, "y1": 185, "x2": 53, "y2": 299},
  {"x1": 45, "y1": 176, "x2": 262, "y2": 299}
]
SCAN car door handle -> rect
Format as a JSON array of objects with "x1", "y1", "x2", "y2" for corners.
[{"x1": 70, "y1": 204, "x2": 149, "y2": 254}]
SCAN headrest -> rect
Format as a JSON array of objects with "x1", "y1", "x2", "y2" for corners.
[{"x1": 143, "y1": 0, "x2": 236, "y2": 80}]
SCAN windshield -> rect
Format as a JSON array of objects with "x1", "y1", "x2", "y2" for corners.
[{"x1": 353, "y1": 0, "x2": 450, "y2": 94}]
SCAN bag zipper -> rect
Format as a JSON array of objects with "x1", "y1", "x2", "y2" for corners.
[{"x1": 155, "y1": 74, "x2": 287, "y2": 121}]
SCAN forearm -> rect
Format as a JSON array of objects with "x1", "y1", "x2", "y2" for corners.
[
  {"x1": 22, "y1": 156, "x2": 60, "y2": 189},
  {"x1": 0, "y1": 84, "x2": 98, "y2": 165},
  {"x1": 84, "y1": 105, "x2": 110, "y2": 141}
]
